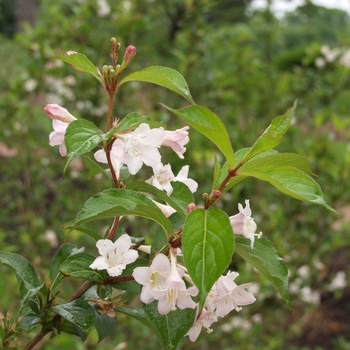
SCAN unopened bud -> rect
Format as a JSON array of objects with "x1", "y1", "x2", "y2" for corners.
[
  {"x1": 44, "y1": 104, "x2": 77, "y2": 123},
  {"x1": 111, "y1": 37, "x2": 117, "y2": 45},
  {"x1": 124, "y1": 45, "x2": 136, "y2": 64},
  {"x1": 186, "y1": 202, "x2": 197, "y2": 214},
  {"x1": 210, "y1": 190, "x2": 221, "y2": 200}
]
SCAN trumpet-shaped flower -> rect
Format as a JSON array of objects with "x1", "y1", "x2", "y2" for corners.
[
  {"x1": 213, "y1": 271, "x2": 256, "y2": 317},
  {"x1": 133, "y1": 252, "x2": 198, "y2": 314},
  {"x1": 147, "y1": 164, "x2": 198, "y2": 195},
  {"x1": 90, "y1": 234, "x2": 138, "y2": 277},
  {"x1": 133, "y1": 253, "x2": 171, "y2": 304},
  {"x1": 174, "y1": 165, "x2": 198, "y2": 193},
  {"x1": 124, "y1": 123, "x2": 165, "y2": 175},
  {"x1": 49, "y1": 120, "x2": 69, "y2": 156},
  {"x1": 152, "y1": 251, "x2": 198, "y2": 314},
  {"x1": 186, "y1": 271, "x2": 255, "y2": 342},
  {"x1": 94, "y1": 139, "x2": 126, "y2": 178},
  {"x1": 229, "y1": 199, "x2": 262, "y2": 248},
  {"x1": 162, "y1": 126, "x2": 189, "y2": 158},
  {"x1": 185, "y1": 307, "x2": 217, "y2": 342},
  {"x1": 147, "y1": 163, "x2": 175, "y2": 195},
  {"x1": 45, "y1": 104, "x2": 77, "y2": 157}
]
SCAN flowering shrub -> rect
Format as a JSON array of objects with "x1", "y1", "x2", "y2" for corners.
[{"x1": 0, "y1": 38, "x2": 335, "y2": 350}]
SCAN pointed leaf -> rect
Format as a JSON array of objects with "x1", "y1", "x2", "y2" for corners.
[
  {"x1": 60, "y1": 319, "x2": 88, "y2": 342},
  {"x1": 72, "y1": 188, "x2": 172, "y2": 236},
  {"x1": 162, "y1": 105, "x2": 235, "y2": 167},
  {"x1": 241, "y1": 153, "x2": 315, "y2": 175},
  {"x1": 54, "y1": 53, "x2": 102, "y2": 82},
  {"x1": 0, "y1": 252, "x2": 41, "y2": 300},
  {"x1": 119, "y1": 66, "x2": 195, "y2": 103},
  {"x1": 51, "y1": 299, "x2": 96, "y2": 331},
  {"x1": 59, "y1": 253, "x2": 105, "y2": 282},
  {"x1": 238, "y1": 166, "x2": 336, "y2": 212},
  {"x1": 83, "y1": 156, "x2": 111, "y2": 180},
  {"x1": 93, "y1": 309, "x2": 116, "y2": 342},
  {"x1": 63, "y1": 220, "x2": 102, "y2": 242},
  {"x1": 241, "y1": 102, "x2": 297, "y2": 163},
  {"x1": 116, "y1": 306, "x2": 163, "y2": 344},
  {"x1": 182, "y1": 207, "x2": 234, "y2": 307},
  {"x1": 114, "y1": 112, "x2": 150, "y2": 132},
  {"x1": 235, "y1": 237, "x2": 294, "y2": 310},
  {"x1": 50, "y1": 244, "x2": 85, "y2": 290},
  {"x1": 143, "y1": 301, "x2": 196, "y2": 350},
  {"x1": 64, "y1": 119, "x2": 105, "y2": 175}
]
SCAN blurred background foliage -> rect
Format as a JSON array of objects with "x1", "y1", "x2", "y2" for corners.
[{"x1": 0, "y1": 0, "x2": 350, "y2": 349}]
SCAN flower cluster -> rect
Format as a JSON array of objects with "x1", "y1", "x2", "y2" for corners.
[
  {"x1": 185, "y1": 271, "x2": 256, "y2": 342},
  {"x1": 44, "y1": 104, "x2": 197, "y2": 199},
  {"x1": 44, "y1": 102, "x2": 261, "y2": 343}
]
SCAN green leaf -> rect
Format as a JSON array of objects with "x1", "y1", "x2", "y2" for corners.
[
  {"x1": 238, "y1": 165, "x2": 336, "y2": 212},
  {"x1": 162, "y1": 104, "x2": 235, "y2": 167},
  {"x1": 83, "y1": 156, "x2": 111, "y2": 180},
  {"x1": 235, "y1": 237, "x2": 294, "y2": 310},
  {"x1": 54, "y1": 53, "x2": 102, "y2": 82},
  {"x1": 20, "y1": 314, "x2": 41, "y2": 332},
  {"x1": 93, "y1": 308, "x2": 116, "y2": 343},
  {"x1": 116, "y1": 306, "x2": 163, "y2": 344},
  {"x1": 63, "y1": 221, "x2": 101, "y2": 242},
  {"x1": 60, "y1": 319, "x2": 87, "y2": 342},
  {"x1": 50, "y1": 244, "x2": 85, "y2": 291},
  {"x1": 143, "y1": 301, "x2": 196, "y2": 350},
  {"x1": 51, "y1": 299, "x2": 96, "y2": 331},
  {"x1": 182, "y1": 207, "x2": 234, "y2": 307},
  {"x1": 0, "y1": 252, "x2": 41, "y2": 304},
  {"x1": 214, "y1": 149, "x2": 278, "y2": 192},
  {"x1": 114, "y1": 112, "x2": 150, "y2": 132},
  {"x1": 71, "y1": 188, "x2": 172, "y2": 236},
  {"x1": 241, "y1": 153, "x2": 315, "y2": 175},
  {"x1": 241, "y1": 101, "x2": 297, "y2": 163},
  {"x1": 119, "y1": 66, "x2": 195, "y2": 104},
  {"x1": 59, "y1": 253, "x2": 105, "y2": 283},
  {"x1": 64, "y1": 119, "x2": 105, "y2": 175}
]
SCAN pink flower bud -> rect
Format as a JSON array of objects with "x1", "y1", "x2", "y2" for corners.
[
  {"x1": 162, "y1": 127, "x2": 189, "y2": 159},
  {"x1": 186, "y1": 202, "x2": 196, "y2": 214},
  {"x1": 123, "y1": 45, "x2": 137, "y2": 64},
  {"x1": 44, "y1": 104, "x2": 77, "y2": 123}
]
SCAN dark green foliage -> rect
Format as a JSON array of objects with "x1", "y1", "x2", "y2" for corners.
[{"x1": 1, "y1": 0, "x2": 350, "y2": 348}]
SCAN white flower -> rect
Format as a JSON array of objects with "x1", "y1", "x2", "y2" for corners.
[
  {"x1": 185, "y1": 307, "x2": 217, "y2": 342},
  {"x1": 132, "y1": 253, "x2": 170, "y2": 304},
  {"x1": 90, "y1": 234, "x2": 138, "y2": 277},
  {"x1": 147, "y1": 163, "x2": 175, "y2": 195},
  {"x1": 94, "y1": 139, "x2": 126, "y2": 178},
  {"x1": 49, "y1": 119, "x2": 69, "y2": 156},
  {"x1": 152, "y1": 200, "x2": 176, "y2": 218},
  {"x1": 161, "y1": 126, "x2": 189, "y2": 158},
  {"x1": 213, "y1": 271, "x2": 256, "y2": 317},
  {"x1": 152, "y1": 251, "x2": 198, "y2": 315},
  {"x1": 174, "y1": 165, "x2": 198, "y2": 193},
  {"x1": 133, "y1": 252, "x2": 198, "y2": 315},
  {"x1": 229, "y1": 199, "x2": 262, "y2": 249},
  {"x1": 124, "y1": 123, "x2": 165, "y2": 175}
]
